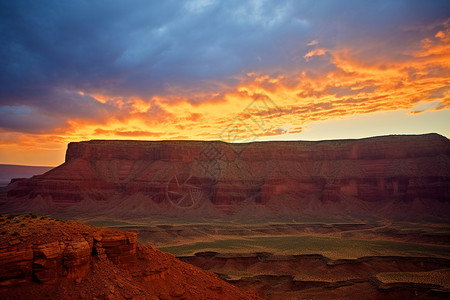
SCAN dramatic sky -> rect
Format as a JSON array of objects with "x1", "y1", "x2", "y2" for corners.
[{"x1": 1, "y1": 0, "x2": 449, "y2": 166}]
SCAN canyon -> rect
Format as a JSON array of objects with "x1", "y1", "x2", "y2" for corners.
[
  {"x1": 1, "y1": 133, "x2": 449, "y2": 219},
  {"x1": 1, "y1": 134, "x2": 449, "y2": 299},
  {"x1": 180, "y1": 252, "x2": 450, "y2": 299}
]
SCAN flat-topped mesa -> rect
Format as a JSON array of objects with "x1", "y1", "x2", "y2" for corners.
[
  {"x1": 65, "y1": 133, "x2": 450, "y2": 162},
  {"x1": 2, "y1": 134, "x2": 450, "y2": 219}
]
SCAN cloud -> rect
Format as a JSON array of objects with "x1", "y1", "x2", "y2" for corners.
[
  {"x1": 0, "y1": 89, "x2": 120, "y2": 133},
  {"x1": 304, "y1": 49, "x2": 327, "y2": 61},
  {"x1": 0, "y1": 0, "x2": 312, "y2": 133},
  {"x1": 93, "y1": 128, "x2": 161, "y2": 137},
  {"x1": 0, "y1": 0, "x2": 449, "y2": 145}
]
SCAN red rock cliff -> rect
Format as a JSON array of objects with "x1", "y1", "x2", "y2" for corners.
[
  {"x1": 2, "y1": 134, "x2": 450, "y2": 218},
  {"x1": 0, "y1": 214, "x2": 261, "y2": 299}
]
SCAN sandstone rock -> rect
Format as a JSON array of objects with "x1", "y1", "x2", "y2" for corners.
[
  {"x1": 96, "y1": 232, "x2": 137, "y2": 265},
  {"x1": 2, "y1": 134, "x2": 449, "y2": 219},
  {"x1": 0, "y1": 245, "x2": 33, "y2": 285},
  {"x1": 32, "y1": 241, "x2": 63, "y2": 283},
  {"x1": 33, "y1": 241, "x2": 62, "y2": 259},
  {"x1": 63, "y1": 239, "x2": 91, "y2": 279},
  {"x1": 0, "y1": 216, "x2": 261, "y2": 300}
]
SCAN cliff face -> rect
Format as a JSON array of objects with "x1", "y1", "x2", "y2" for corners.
[
  {"x1": 0, "y1": 214, "x2": 260, "y2": 299},
  {"x1": 2, "y1": 134, "x2": 450, "y2": 218}
]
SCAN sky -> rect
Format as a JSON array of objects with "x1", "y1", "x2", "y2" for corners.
[{"x1": 0, "y1": 0, "x2": 449, "y2": 166}]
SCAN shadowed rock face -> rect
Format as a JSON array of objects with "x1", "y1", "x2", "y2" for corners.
[{"x1": 2, "y1": 134, "x2": 450, "y2": 219}]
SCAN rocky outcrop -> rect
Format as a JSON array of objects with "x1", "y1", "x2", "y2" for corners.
[
  {"x1": 0, "y1": 223, "x2": 137, "y2": 286},
  {"x1": 2, "y1": 134, "x2": 449, "y2": 218},
  {"x1": 0, "y1": 214, "x2": 260, "y2": 299}
]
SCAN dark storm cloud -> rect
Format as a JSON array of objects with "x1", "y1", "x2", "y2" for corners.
[
  {"x1": 0, "y1": 0, "x2": 449, "y2": 132},
  {"x1": 0, "y1": 89, "x2": 118, "y2": 133}
]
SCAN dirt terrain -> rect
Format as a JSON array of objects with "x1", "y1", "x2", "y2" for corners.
[
  {"x1": 181, "y1": 253, "x2": 450, "y2": 299},
  {"x1": 86, "y1": 217, "x2": 450, "y2": 299},
  {"x1": 1, "y1": 216, "x2": 449, "y2": 299}
]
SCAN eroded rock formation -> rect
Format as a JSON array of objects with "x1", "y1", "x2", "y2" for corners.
[
  {"x1": 0, "y1": 214, "x2": 260, "y2": 299},
  {"x1": 180, "y1": 252, "x2": 450, "y2": 299},
  {"x1": 1, "y1": 134, "x2": 449, "y2": 218}
]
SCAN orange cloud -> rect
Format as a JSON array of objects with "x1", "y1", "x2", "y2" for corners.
[
  {"x1": 303, "y1": 48, "x2": 327, "y2": 61},
  {"x1": 2, "y1": 20, "x2": 450, "y2": 166}
]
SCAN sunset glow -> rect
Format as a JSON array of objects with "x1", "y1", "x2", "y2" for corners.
[{"x1": 1, "y1": 1, "x2": 449, "y2": 166}]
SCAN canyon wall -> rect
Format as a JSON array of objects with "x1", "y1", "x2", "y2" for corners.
[{"x1": 2, "y1": 134, "x2": 450, "y2": 219}]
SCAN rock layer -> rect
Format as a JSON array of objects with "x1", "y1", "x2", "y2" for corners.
[
  {"x1": 0, "y1": 219, "x2": 138, "y2": 287},
  {"x1": 179, "y1": 252, "x2": 450, "y2": 299},
  {"x1": 2, "y1": 134, "x2": 450, "y2": 218},
  {"x1": 0, "y1": 214, "x2": 260, "y2": 299}
]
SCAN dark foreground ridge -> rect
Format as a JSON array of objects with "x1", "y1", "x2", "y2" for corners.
[
  {"x1": 0, "y1": 214, "x2": 261, "y2": 299},
  {"x1": 1, "y1": 133, "x2": 449, "y2": 219}
]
